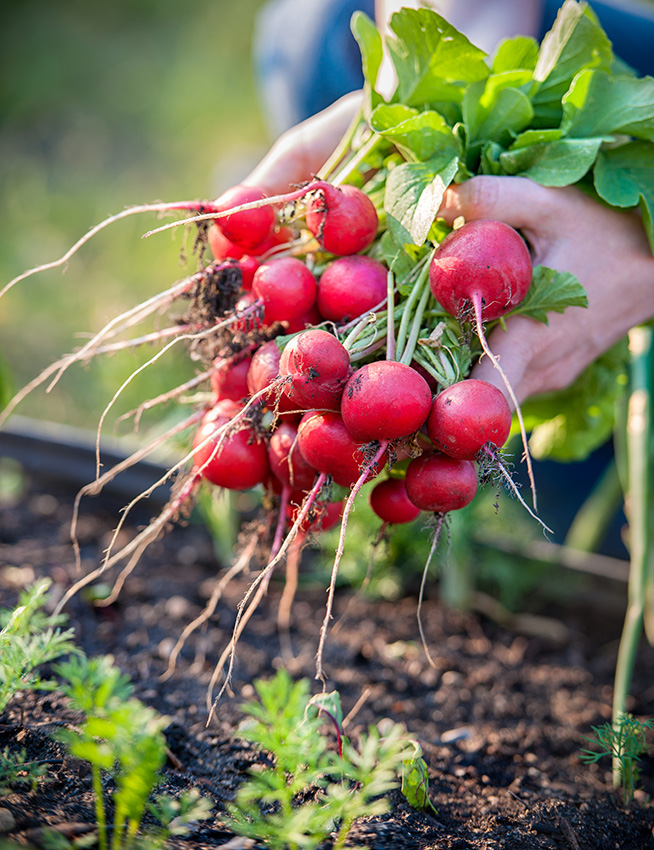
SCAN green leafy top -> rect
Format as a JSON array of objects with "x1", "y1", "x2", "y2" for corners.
[
  {"x1": 349, "y1": 0, "x2": 654, "y2": 459},
  {"x1": 352, "y1": 0, "x2": 654, "y2": 249}
]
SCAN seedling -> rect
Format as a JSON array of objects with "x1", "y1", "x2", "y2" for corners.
[
  {"x1": 580, "y1": 713, "x2": 654, "y2": 804},
  {"x1": 0, "y1": 578, "x2": 80, "y2": 714},
  {"x1": 0, "y1": 746, "x2": 51, "y2": 795},
  {"x1": 225, "y1": 669, "x2": 426, "y2": 850},
  {"x1": 54, "y1": 653, "x2": 211, "y2": 850}
]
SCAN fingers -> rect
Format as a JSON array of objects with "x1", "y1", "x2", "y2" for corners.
[
  {"x1": 438, "y1": 175, "x2": 557, "y2": 233},
  {"x1": 245, "y1": 92, "x2": 363, "y2": 196}
]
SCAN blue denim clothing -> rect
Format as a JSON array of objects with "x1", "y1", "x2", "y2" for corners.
[{"x1": 254, "y1": 0, "x2": 375, "y2": 135}]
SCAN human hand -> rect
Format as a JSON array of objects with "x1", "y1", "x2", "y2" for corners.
[
  {"x1": 438, "y1": 176, "x2": 654, "y2": 405},
  {"x1": 244, "y1": 91, "x2": 362, "y2": 196}
]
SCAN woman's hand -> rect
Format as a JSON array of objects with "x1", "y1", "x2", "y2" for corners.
[
  {"x1": 245, "y1": 92, "x2": 362, "y2": 196},
  {"x1": 438, "y1": 176, "x2": 654, "y2": 404}
]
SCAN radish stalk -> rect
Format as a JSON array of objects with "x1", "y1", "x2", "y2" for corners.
[
  {"x1": 207, "y1": 473, "x2": 329, "y2": 717},
  {"x1": 417, "y1": 514, "x2": 446, "y2": 668},
  {"x1": 471, "y1": 292, "x2": 538, "y2": 510},
  {"x1": 315, "y1": 441, "x2": 388, "y2": 683}
]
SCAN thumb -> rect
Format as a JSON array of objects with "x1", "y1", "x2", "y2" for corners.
[{"x1": 438, "y1": 175, "x2": 555, "y2": 233}]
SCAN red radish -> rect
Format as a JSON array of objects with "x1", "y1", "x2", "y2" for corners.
[
  {"x1": 306, "y1": 184, "x2": 378, "y2": 256},
  {"x1": 427, "y1": 379, "x2": 512, "y2": 460},
  {"x1": 210, "y1": 355, "x2": 252, "y2": 402},
  {"x1": 235, "y1": 256, "x2": 260, "y2": 291},
  {"x1": 405, "y1": 452, "x2": 478, "y2": 513},
  {"x1": 193, "y1": 402, "x2": 269, "y2": 490},
  {"x1": 281, "y1": 304, "x2": 323, "y2": 334},
  {"x1": 209, "y1": 223, "x2": 292, "y2": 263},
  {"x1": 212, "y1": 185, "x2": 276, "y2": 252},
  {"x1": 252, "y1": 257, "x2": 317, "y2": 324},
  {"x1": 268, "y1": 422, "x2": 317, "y2": 491},
  {"x1": 232, "y1": 291, "x2": 263, "y2": 333},
  {"x1": 279, "y1": 329, "x2": 351, "y2": 411},
  {"x1": 429, "y1": 219, "x2": 537, "y2": 507},
  {"x1": 247, "y1": 341, "x2": 298, "y2": 419},
  {"x1": 429, "y1": 220, "x2": 532, "y2": 322},
  {"x1": 317, "y1": 255, "x2": 387, "y2": 322},
  {"x1": 410, "y1": 360, "x2": 439, "y2": 393},
  {"x1": 208, "y1": 224, "x2": 246, "y2": 260},
  {"x1": 341, "y1": 360, "x2": 432, "y2": 442},
  {"x1": 247, "y1": 341, "x2": 282, "y2": 397},
  {"x1": 287, "y1": 498, "x2": 344, "y2": 534},
  {"x1": 370, "y1": 478, "x2": 421, "y2": 524},
  {"x1": 297, "y1": 411, "x2": 370, "y2": 488}
]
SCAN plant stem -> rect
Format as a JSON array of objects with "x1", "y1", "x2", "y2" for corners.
[
  {"x1": 331, "y1": 133, "x2": 383, "y2": 186},
  {"x1": 399, "y1": 283, "x2": 432, "y2": 366},
  {"x1": 317, "y1": 106, "x2": 364, "y2": 181},
  {"x1": 92, "y1": 764, "x2": 108, "y2": 850},
  {"x1": 612, "y1": 325, "x2": 653, "y2": 786},
  {"x1": 386, "y1": 270, "x2": 396, "y2": 361},
  {"x1": 395, "y1": 262, "x2": 430, "y2": 361}
]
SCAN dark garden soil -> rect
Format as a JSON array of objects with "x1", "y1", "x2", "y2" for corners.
[{"x1": 1, "y1": 473, "x2": 654, "y2": 850}]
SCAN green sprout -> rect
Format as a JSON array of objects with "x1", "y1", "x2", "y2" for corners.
[
  {"x1": 225, "y1": 669, "x2": 430, "y2": 850},
  {"x1": 580, "y1": 713, "x2": 654, "y2": 804}
]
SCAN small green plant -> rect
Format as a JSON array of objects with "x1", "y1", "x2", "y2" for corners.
[
  {"x1": 54, "y1": 654, "x2": 211, "y2": 850},
  {"x1": 580, "y1": 713, "x2": 654, "y2": 804},
  {"x1": 0, "y1": 745, "x2": 50, "y2": 795},
  {"x1": 225, "y1": 669, "x2": 427, "y2": 850},
  {"x1": 0, "y1": 578, "x2": 80, "y2": 714}
]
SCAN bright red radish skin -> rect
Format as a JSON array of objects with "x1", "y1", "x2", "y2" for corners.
[
  {"x1": 287, "y1": 498, "x2": 344, "y2": 534},
  {"x1": 429, "y1": 220, "x2": 532, "y2": 322},
  {"x1": 193, "y1": 403, "x2": 269, "y2": 491},
  {"x1": 268, "y1": 422, "x2": 317, "y2": 492},
  {"x1": 246, "y1": 341, "x2": 299, "y2": 420},
  {"x1": 208, "y1": 224, "x2": 247, "y2": 261},
  {"x1": 213, "y1": 185, "x2": 276, "y2": 252},
  {"x1": 281, "y1": 304, "x2": 323, "y2": 334},
  {"x1": 370, "y1": 478, "x2": 421, "y2": 524},
  {"x1": 306, "y1": 184, "x2": 378, "y2": 256},
  {"x1": 427, "y1": 379, "x2": 512, "y2": 460},
  {"x1": 279, "y1": 329, "x2": 351, "y2": 412},
  {"x1": 318, "y1": 255, "x2": 388, "y2": 322},
  {"x1": 252, "y1": 257, "x2": 317, "y2": 324},
  {"x1": 297, "y1": 411, "x2": 371, "y2": 488},
  {"x1": 210, "y1": 355, "x2": 252, "y2": 402},
  {"x1": 405, "y1": 452, "x2": 478, "y2": 513},
  {"x1": 208, "y1": 223, "x2": 294, "y2": 268},
  {"x1": 341, "y1": 360, "x2": 432, "y2": 442}
]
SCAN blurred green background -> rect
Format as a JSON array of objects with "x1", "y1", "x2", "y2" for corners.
[{"x1": 0, "y1": 0, "x2": 270, "y2": 430}]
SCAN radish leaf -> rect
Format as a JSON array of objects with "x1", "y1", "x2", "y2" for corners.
[
  {"x1": 370, "y1": 104, "x2": 460, "y2": 162},
  {"x1": 386, "y1": 7, "x2": 488, "y2": 107},
  {"x1": 385, "y1": 156, "x2": 458, "y2": 247},
  {"x1": 351, "y1": 10, "x2": 384, "y2": 111},
  {"x1": 499, "y1": 137, "x2": 603, "y2": 185},
  {"x1": 594, "y1": 142, "x2": 654, "y2": 250},
  {"x1": 561, "y1": 70, "x2": 654, "y2": 140},
  {"x1": 491, "y1": 36, "x2": 539, "y2": 74},
  {"x1": 531, "y1": 0, "x2": 612, "y2": 126},
  {"x1": 509, "y1": 266, "x2": 588, "y2": 324}
]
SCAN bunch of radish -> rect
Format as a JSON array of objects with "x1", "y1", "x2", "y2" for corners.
[{"x1": 4, "y1": 3, "x2": 612, "y2": 693}]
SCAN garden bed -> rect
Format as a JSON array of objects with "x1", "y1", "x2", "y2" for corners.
[{"x1": 1, "y1": 471, "x2": 654, "y2": 849}]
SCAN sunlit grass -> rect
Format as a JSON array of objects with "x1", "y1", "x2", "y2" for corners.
[{"x1": 0, "y1": 0, "x2": 270, "y2": 428}]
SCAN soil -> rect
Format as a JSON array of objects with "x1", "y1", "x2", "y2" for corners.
[{"x1": 1, "y1": 473, "x2": 654, "y2": 850}]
